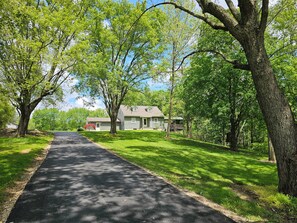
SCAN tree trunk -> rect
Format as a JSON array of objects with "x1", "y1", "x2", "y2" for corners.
[
  {"x1": 17, "y1": 106, "x2": 32, "y2": 137},
  {"x1": 166, "y1": 41, "x2": 176, "y2": 139},
  {"x1": 268, "y1": 135, "x2": 276, "y2": 162},
  {"x1": 186, "y1": 116, "x2": 193, "y2": 138},
  {"x1": 229, "y1": 117, "x2": 239, "y2": 151},
  {"x1": 109, "y1": 109, "x2": 118, "y2": 135},
  {"x1": 243, "y1": 39, "x2": 297, "y2": 196}
]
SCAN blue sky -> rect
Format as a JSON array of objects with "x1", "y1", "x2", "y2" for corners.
[
  {"x1": 50, "y1": 0, "x2": 279, "y2": 111},
  {"x1": 49, "y1": 0, "x2": 230, "y2": 111}
]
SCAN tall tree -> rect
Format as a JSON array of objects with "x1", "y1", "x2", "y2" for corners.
[
  {"x1": 0, "y1": 0, "x2": 88, "y2": 136},
  {"x1": 76, "y1": 0, "x2": 164, "y2": 134},
  {"x1": 184, "y1": 53, "x2": 255, "y2": 150},
  {"x1": 158, "y1": 1, "x2": 199, "y2": 138},
  {"x1": 147, "y1": 0, "x2": 297, "y2": 196}
]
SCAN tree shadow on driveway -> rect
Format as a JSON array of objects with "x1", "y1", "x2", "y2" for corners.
[{"x1": 7, "y1": 132, "x2": 235, "y2": 223}]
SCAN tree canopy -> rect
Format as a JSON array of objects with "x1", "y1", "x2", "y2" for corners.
[{"x1": 76, "y1": 0, "x2": 165, "y2": 134}]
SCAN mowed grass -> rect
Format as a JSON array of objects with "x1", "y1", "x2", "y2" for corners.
[
  {"x1": 81, "y1": 130, "x2": 297, "y2": 222},
  {"x1": 0, "y1": 134, "x2": 53, "y2": 205}
]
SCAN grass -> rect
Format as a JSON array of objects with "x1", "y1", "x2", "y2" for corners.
[
  {"x1": 0, "y1": 134, "x2": 53, "y2": 206},
  {"x1": 81, "y1": 130, "x2": 297, "y2": 222}
]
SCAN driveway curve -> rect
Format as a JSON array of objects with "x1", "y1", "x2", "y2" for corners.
[{"x1": 7, "y1": 132, "x2": 235, "y2": 223}]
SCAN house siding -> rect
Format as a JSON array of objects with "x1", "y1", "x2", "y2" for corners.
[
  {"x1": 124, "y1": 117, "x2": 141, "y2": 130},
  {"x1": 151, "y1": 117, "x2": 164, "y2": 130},
  {"x1": 99, "y1": 122, "x2": 120, "y2": 131}
]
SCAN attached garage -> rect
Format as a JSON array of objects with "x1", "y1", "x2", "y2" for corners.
[{"x1": 86, "y1": 117, "x2": 120, "y2": 131}]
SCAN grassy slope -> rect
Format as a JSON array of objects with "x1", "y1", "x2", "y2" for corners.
[
  {"x1": 0, "y1": 135, "x2": 53, "y2": 204},
  {"x1": 81, "y1": 130, "x2": 297, "y2": 222}
]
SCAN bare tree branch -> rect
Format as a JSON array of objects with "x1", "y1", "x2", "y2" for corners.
[
  {"x1": 142, "y1": 2, "x2": 227, "y2": 31},
  {"x1": 176, "y1": 49, "x2": 250, "y2": 71},
  {"x1": 225, "y1": 0, "x2": 241, "y2": 21},
  {"x1": 197, "y1": 0, "x2": 239, "y2": 34}
]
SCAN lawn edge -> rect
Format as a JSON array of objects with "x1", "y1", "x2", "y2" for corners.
[
  {"x1": 0, "y1": 137, "x2": 54, "y2": 223},
  {"x1": 82, "y1": 134, "x2": 250, "y2": 223}
]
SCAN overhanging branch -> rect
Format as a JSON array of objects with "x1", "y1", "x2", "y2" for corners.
[
  {"x1": 176, "y1": 49, "x2": 250, "y2": 71},
  {"x1": 141, "y1": 2, "x2": 227, "y2": 31}
]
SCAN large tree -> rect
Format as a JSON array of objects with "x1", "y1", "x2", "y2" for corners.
[
  {"x1": 0, "y1": 0, "x2": 88, "y2": 136},
  {"x1": 146, "y1": 0, "x2": 297, "y2": 196},
  {"x1": 76, "y1": 0, "x2": 164, "y2": 134},
  {"x1": 184, "y1": 54, "x2": 255, "y2": 150}
]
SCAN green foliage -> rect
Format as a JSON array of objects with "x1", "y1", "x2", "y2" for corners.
[
  {"x1": 0, "y1": 0, "x2": 89, "y2": 134},
  {"x1": 0, "y1": 96, "x2": 15, "y2": 129},
  {"x1": 32, "y1": 107, "x2": 107, "y2": 131},
  {"x1": 75, "y1": 0, "x2": 165, "y2": 123},
  {"x1": 266, "y1": 0, "x2": 297, "y2": 116},
  {"x1": 123, "y1": 88, "x2": 183, "y2": 116},
  {"x1": 0, "y1": 134, "x2": 53, "y2": 206},
  {"x1": 81, "y1": 130, "x2": 297, "y2": 222}
]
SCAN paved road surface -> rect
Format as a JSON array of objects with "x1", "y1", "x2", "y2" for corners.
[{"x1": 7, "y1": 132, "x2": 235, "y2": 223}]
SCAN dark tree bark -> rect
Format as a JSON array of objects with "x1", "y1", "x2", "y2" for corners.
[
  {"x1": 16, "y1": 98, "x2": 41, "y2": 137},
  {"x1": 17, "y1": 109, "x2": 31, "y2": 137},
  {"x1": 146, "y1": 0, "x2": 297, "y2": 196},
  {"x1": 106, "y1": 101, "x2": 121, "y2": 135}
]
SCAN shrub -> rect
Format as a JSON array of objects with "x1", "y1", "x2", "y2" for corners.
[{"x1": 84, "y1": 123, "x2": 96, "y2": 130}]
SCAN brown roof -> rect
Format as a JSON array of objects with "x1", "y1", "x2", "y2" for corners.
[
  {"x1": 86, "y1": 117, "x2": 120, "y2": 122},
  {"x1": 120, "y1": 105, "x2": 164, "y2": 118}
]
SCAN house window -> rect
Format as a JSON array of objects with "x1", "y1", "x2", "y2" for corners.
[
  {"x1": 154, "y1": 118, "x2": 158, "y2": 123},
  {"x1": 131, "y1": 117, "x2": 136, "y2": 123},
  {"x1": 96, "y1": 123, "x2": 100, "y2": 128}
]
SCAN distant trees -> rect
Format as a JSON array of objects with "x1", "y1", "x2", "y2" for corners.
[
  {"x1": 32, "y1": 108, "x2": 107, "y2": 131},
  {"x1": 0, "y1": 95, "x2": 15, "y2": 130}
]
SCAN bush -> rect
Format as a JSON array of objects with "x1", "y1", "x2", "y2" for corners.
[
  {"x1": 77, "y1": 127, "x2": 84, "y2": 131},
  {"x1": 84, "y1": 123, "x2": 96, "y2": 130}
]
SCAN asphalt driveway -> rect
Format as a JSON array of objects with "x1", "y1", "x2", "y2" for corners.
[{"x1": 7, "y1": 132, "x2": 235, "y2": 223}]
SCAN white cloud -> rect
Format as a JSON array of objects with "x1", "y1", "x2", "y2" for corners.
[{"x1": 37, "y1": 77, "x2": 106, "y2": 111}]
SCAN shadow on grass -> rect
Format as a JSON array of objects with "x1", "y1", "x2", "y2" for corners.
[
  {"x1": 7, "y1": 132, "x2": 235, "y2": 223},
  {"x1": 81, "y1": 130, "x2": 167, "y2": 143},
  {"x1": 0, "y1": 136, "x2": 52, "y2": 201},
  {"x1": 113, "y1": 144, "x2": 278, "y2": 221}
]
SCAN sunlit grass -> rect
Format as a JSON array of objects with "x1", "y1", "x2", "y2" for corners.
[
  {"x1": 81, "y1": 130, "x2": 297, "y2": 222},
  {"x1": 0, "y1": 135, "x2": 53, "y2": 205}
]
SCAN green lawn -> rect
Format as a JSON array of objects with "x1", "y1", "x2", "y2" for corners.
[
  {"x1": 0, "y1": 134, "x2": 53, "y2": 205},
  {"x1": 81, "y1": 130, "x2": 297, "y2": 222}
]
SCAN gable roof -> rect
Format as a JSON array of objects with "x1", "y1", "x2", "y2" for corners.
[
  {"x1": 120, "y1": 105, "x2": 164, "y2": 118},
  {"x1": 86, "y1": 117, "x2": 120, "y2": 122}
]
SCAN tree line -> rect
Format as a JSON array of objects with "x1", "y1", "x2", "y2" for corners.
[{"x1": 31, "y1": 107, "x2": 107, "y2": 131}]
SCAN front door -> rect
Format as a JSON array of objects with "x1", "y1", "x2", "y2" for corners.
[{"x1": 143, "y1": 118, "x2": 147, "y2": 127}]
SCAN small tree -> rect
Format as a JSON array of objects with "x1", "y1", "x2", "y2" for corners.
[{"x1": 84, "y1": 123, "x2": 96, "y2": 131}]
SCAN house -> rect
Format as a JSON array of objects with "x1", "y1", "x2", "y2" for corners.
[
  {"x1": 85, "y1": 105, "x2": 165, "y2": 131},
  {"x1": 85, "y1": 117, "x2": 120, "y2": 131},
  {"x1": 164, "y1": 117, "x2": 184, "y2": 131},
  {"x1": 118, "y1": 105, "x2": 164, "y2": 130}
]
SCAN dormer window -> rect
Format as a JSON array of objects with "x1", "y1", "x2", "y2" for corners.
[{"x1": 130, "y1": 106, "x2": 136, "y2": 112}]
